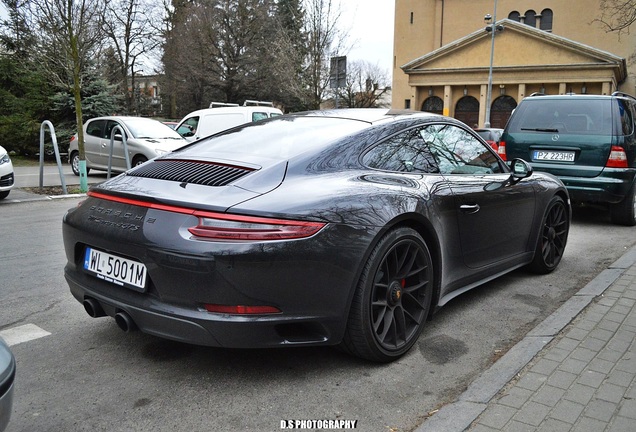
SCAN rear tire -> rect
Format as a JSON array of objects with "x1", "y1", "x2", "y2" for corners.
[
  {"x1": 610, "y1": 182, "x2": 636, "y2": 226},
  {"x1": 528, "y1": 195, "x2": 569, "y2": 274},
  {"x1": 340, "y1": 227, "x2": 434, "y2": 362},
  {"x1": 132, "y1": 155, "x2": 148, "y2": 168},
  {"x1": 70, "y1": 152, "x2": 90, "y2": 176}
]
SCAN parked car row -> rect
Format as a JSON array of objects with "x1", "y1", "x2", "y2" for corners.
[
  {"x1": 69, "y1": 102, "x2": 283, "y2": 176},
  {"x1": 59, "y1": 90, "x2": 636, "y2": 365}
]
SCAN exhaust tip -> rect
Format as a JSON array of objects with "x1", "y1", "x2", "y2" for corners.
[
  {"x1": 83, "y1": 298, "x2": 106, "y2": 318},
  {"x1": 115, "y1": 311, "x2": 137, "y2": 333}
]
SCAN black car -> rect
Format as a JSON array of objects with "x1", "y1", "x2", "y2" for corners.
[
  {"x1": 500, "y1": 92, "x2": 636, "y2": 225},
  {"x1": 62, "y1": 109, "x2": 570, "y2": 362}
]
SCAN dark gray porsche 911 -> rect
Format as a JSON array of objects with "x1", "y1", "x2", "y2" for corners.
[{"x1": 62, "y1": 109, "x2": 570, "y2": 362}]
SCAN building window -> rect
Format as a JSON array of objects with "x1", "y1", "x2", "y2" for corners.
[
  {"x1": 410, "y1": 12, "x2": 414, "y2": 24},
  {"x1": 422, "y1": 96, "x2": 443, "y2": 114},
  {"x1": 508, "y1": 11, "x2": 521, "y2": 22},
  {"x1": 405, "y1": 99, "x2": 411, "y2": 109},
  {"x1": 524, "y1": 10, "x2": 537, "y2": 27},
  {"x1": 540, "y1": 9, "x2": 553, "y2": 31},
  {"x1": 455, "y1": 96, "x2": 479, "y2": 128}
]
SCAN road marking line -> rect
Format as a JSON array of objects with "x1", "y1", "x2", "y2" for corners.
[{"x1": 0, "y1": 324, "x2": 51, "y2": 347}]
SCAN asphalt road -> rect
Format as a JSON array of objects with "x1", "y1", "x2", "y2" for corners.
[
  {"x1": 0, "y1": 198, "x2": 633, "y2": 432},
  {"x1": 11, "y1": 164, "x2": 108, "y2": 189}
]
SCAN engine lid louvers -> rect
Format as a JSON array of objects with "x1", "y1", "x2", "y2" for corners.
[{"x1": 127, "y1": 159, "x2": 255, "y2": 187}]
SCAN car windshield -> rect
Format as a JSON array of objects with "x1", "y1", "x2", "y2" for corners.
[
  {"x1": 178, "y1": 116, "x2": 369, "y2": 161},
  {"x1": 507, "y1": 99, "x2": 614, "y2": 136},
  {"x1": 123, "y1": 118, "x2": 184, "y2": 139}
]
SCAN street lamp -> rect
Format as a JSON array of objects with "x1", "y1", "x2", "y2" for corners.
[{"x1": 484, "y1": 1, "x2": 503, "y2": 128}]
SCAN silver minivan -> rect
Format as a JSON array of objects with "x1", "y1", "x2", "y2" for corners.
[{"x1": 69, "y1": 116, "x2": 187, "y2": 175}]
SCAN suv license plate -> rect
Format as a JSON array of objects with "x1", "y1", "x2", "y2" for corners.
[
  {"x1": 533, "y1": 150, "x2": 575, "y2": 162},
  {"x1": 83, "y1": 247, "x2": 147, "y2": 292}
]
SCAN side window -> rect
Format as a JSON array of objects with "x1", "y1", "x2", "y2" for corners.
[
  {"x1": 362, "y1": 127, "x2": 439, "y2": 173},
  {"x1": 423, "y1": 124, "x2": 503, "y2": 175},
  {"x1": 252, "y1": 112, "x2": 268, "y2": 121},
  {"x1": 177, "y1": 117, "x2": 199, "y2": 137},
  {"x1": 618, "y1": 100, "x2": 634, "y2": 136},
  {"x1": 86, "y1": 120, "x2": 105, "y2": 138},
  {"x1": 104, "y1": 120, "x2": 124, "y2": 140}
]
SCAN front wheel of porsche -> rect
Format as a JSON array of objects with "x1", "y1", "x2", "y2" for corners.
[{"x1": 341, "y1": 227, "x2": 434, "y2": 362}]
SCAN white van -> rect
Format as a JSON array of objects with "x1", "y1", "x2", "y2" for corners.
[{"x1": 175, "y1": 101, "x2": 283, "y2": 142}]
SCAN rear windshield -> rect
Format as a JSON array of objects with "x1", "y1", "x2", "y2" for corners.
[
  {"x1": 507, "y1": 98, "x2": 614, "y2": 136},
  {"x1": 177, "y1": 116, "x2": 368, "y2": 161}
]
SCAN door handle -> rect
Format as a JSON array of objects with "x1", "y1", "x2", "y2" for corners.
[{"x1": 460, "y1": 204, "x2": 480, "y2": 214}]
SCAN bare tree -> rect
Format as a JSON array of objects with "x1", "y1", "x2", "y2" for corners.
[
  {"x1": 31, "y1": 0, "x2": 105, "y2": 191},
  {"x1": 337, "y1": 60, "x2": 391, "y2": 108},
  {"x1": 595, "y1": 0, "x2": 636, "y2": 35},
  {"x1": 303, "y1": 0, "x2": 349, "y2": 109},
  {"x1": 101, "y1": 0, "x2": 162, "y2": 114}
]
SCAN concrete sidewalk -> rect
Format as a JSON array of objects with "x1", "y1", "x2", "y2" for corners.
[{"x1": 417, "y1": 245, "x2": 636, "y2": 432}]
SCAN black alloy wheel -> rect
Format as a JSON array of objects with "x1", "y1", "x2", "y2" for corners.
[
  {"x1": 341, "y1": 227, "x2": 433, "y2": 362},
  {"x1": 529, "y1": 195, "x2": 569, "y2": 274}
]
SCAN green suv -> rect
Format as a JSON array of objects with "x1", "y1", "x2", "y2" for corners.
[{"x1": 500, "y1": 92, "x2": 636, "y2": 225}]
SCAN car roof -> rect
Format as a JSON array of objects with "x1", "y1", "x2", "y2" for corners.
[
  {"x1": 524, "y1": 93, "x2": 625, "y2": 101},
  {"x1": 290, "y1": 108, "x2": 446, "y2": 125},
  {"x1": 87, "y1": 116, "x2": 163, "y2": 122},
  {"x1": 183, "y1": 105, "x2": 283, "y2": 117}
]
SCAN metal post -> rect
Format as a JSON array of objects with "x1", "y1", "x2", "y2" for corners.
[
  {"x1": 39, "y1": 120, "x2": 68, "y2": 194},
  {"x1": 107, "y1": 125, "x2": 131, "y2": 179},
  {"x1": 484, "y1": 0, "x2": 498, "y2": 128}
]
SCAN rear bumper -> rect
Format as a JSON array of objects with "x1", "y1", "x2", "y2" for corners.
[
  {"x1": 64, "y1": 262, "x2": 349, "y2": 349},
  {"x1": 532, "y1": 166, "x2": 636, "y2": 204}
]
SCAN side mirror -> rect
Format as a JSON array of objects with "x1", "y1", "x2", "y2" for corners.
[{"x1": 510, "y1": 158, "x2": 533, "y2": 180}]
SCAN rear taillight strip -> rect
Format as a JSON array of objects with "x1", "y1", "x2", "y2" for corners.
[{"x1": 87, "y1": 191, "x2": 326, "y2": 241}]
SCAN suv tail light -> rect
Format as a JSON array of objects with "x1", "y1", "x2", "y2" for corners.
[
  {"x1": 497, "y1": 141, "x2": 507, "y2": 161},
  {"x1": 606, "y1": 146, "x2": 628, "y2": 168}
]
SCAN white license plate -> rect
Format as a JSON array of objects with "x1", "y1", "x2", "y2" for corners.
[
  {"x1": 83, "y1": 247, "x2": 147, "y2": 291},
  {"x1": 533, "y1": 150, "x2": 575, "y2": 162}
]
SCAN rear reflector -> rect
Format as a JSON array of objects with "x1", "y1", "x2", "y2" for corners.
[
  {"x1": 204, "y1": 304, "x2": 281, "y2": 315},
  {"x1": 606, "y1": 146, "x2": 628, "y2": 168}
]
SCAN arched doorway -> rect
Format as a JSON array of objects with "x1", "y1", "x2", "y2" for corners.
[
  {"x1": 455, "y1": 96, "x2": 479, "y2": 127},
  {"x1": 422, "y1": 96, "x2": 443, "y2": 114},
  {"x1": 490, "y1": 96, "x2": 517, "y2": 128}
]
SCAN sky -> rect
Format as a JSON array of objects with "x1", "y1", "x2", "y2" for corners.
[
  {"x1": 0, "y1": 0, "x2": 396, "y2": 74},
  {"x1": 340, "y1": 0, "x2": 396, "y2": 74}
]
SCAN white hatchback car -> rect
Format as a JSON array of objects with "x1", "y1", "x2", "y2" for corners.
[
  {"x1": 0, "y1": 145, "x2": 14, "y2": 200},
  {"x1": 69, "y1": 116, "x2": 187, "y2": 176}
]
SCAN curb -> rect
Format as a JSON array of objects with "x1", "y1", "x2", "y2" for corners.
[
  {"x1": 415, "y1": 245, "x2": 636, "y2": 432},
  {"x1": 0, "y1": 189, "x2": 86, "y2": 204}
]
